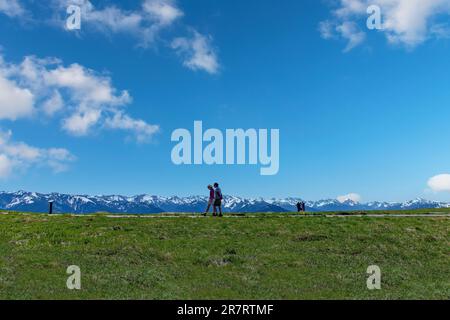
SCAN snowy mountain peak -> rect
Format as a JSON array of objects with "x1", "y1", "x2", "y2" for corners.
[{"x1": 0, "y1": 191, "x2": 448, "y2": 214}]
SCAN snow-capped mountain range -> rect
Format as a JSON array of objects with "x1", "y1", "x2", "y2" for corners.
[{"x1": 0, "y1": 191, "x2": 449, "y2": 214}]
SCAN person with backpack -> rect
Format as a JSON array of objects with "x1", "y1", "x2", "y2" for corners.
[
  {"x1": 296, "y1": 201, "x2": 306, "y2": 213},
  {"x1": 213, "y1": 183, "x2": 223, "y2": 217},
  {"x1": 203, "y1": 185, "x2": 215, "y2": 216}
]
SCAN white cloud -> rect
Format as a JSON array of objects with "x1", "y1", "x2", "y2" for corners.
[
  {"x1": 62, "y1": 109, "x2": 101, "y2": 136},
  {"x1": 0, "y1": 154, "x2": 12, "y2": 177},
  {"x1": 104, "y1": 112, "x2": 160, "y2": 143},
  {"x1": 430, "y1": 23, "x2": 450, "y2": 39},
  {"x1": 320, "y1": 0, "x2": 450, "y2": 50},
  {"x1": 4, "y1": 1, "x2": 220, "y2": 74},
  {"x1": 336, "y1": 21, "x2": 366, "y2": 52},
  {"x1": 319, "y1": 21, "x2": 335, "y2": 40},
  {"x1": 335, "y1": 0, "x2": 367, "y2": 17},
  {"x1": 55, "y1": 0, "x2": 183, "y2": 47},
  {"x1": 44, "y1": 63, "x2": 131, "y2": 107},
  {"x1": 0, "y1": 0, "x2": 25, "y2": 17},
  {"x1": 171, "y1": 31, "x2": 220, "y2": 74},
  {"x1": 320, "y1": 20, "x2": 366, "y2": 52},
  {"x1": 337, "y1": 193, "x2": 362, "y2": 203},
  {"x1": 42, "y1": 90, "x2": 63, "y2": 115},
  {"x1": 428, "y1": 174, "x2": 450, "y2": 193},
  {"x1": 46, "y1": 148, "x2": 76, "y2": 173},
  {"x1": 55, "y1": 1, "x2": 219, "y2": 72},
  {"x1": 0, "y1": 53, "x2": 159, "y2": 142},
  {"x1": 143, "y1": 0, "x2": 184, "y2": 26},
  {"x1": 0, "y1": 129, "x2": 75, "y2": 178},
  {"x1": 0, "y1": 74, "x2": 34, "y2": 120},
  {"x1": 66, "y1": 0, "x2": 143, "y2": 33},
  {"x1": 81, "y1": 4, "x2": 143, "y2": 33}
]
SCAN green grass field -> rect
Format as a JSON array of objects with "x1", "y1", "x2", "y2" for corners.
[{"x1": 0, "y1": 210, "x2": 449, "y2": 300}]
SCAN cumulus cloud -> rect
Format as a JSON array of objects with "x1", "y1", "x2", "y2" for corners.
[
  {"x1": 337, "y1": 193, "x2": 362, "y2": 203},
  {"x1": 0, "y1": 53, "x2": 159, "y2": 142},
  {"x1": 42, "y1": 90, "x2": 63, "y2": 116},
  {"x1": 54, "y1": 0, "x2": 218, "y2": 72},
  {"x1": 320, "y1": 0, "x2": 450, "y2": 51},
  {"x1": 62, "y1": 109, "x2": 102, "y2": 136},
  {"x1": 76, "y1": 3, "x2": 143, "y2": 34},
  {"x1": 171, "y1": 31, "x2": 220, "y2": 74},
  {"x1": 2, "y1": 1, "x2": 220, "y2": 74},
  {"x1": 0, "y1": 74, "x2": 34, "y2": 120},
  {"x1": 104, "y1": 112, "x2": 160, "y2": 143},
  {"x1": 54, "y1": 0, "x2": 184, "y2": 47},
  {"x1": 143, "y1": 0, "x2": 184, "y2": 26},
  {"x1": 0, "y1": 0, "x2": 25, "y2": 17},
  {"x1": 427, "y1": 174, "x2": 450, "y2": 193},
  {"x1": 0, "y1": 154, "x2": 12, "y2": 177},
  {"x1": 0, "y1": 129, "x2": 75, "y2": 178}
]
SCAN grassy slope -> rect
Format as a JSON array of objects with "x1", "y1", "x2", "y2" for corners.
[{"x1": 0, "y1": 211, "x2": 448, "y2": 300}]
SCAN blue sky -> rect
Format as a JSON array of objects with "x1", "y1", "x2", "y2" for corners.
[{"x1": 0, "y1": 0, "x2": 450, "y2": 202}]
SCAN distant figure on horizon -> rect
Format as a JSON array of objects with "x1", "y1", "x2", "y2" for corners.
[
  {"x1": 203, "y1": 185, "x2": 215, "y2": 216},
  {"x1": 297, "y1": 201, "x2": 306, "y2": 213},
  {"x1": 213, "y1": 183, "x2": 223, "y2": 217}
]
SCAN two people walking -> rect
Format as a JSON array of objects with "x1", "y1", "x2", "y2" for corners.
[
  {"x1": 203, "y1": 184, "x2": 305, "y2": 216},
  {"x1": 204, "y1": 183, "x2": 223, "y2": 217},
  {"x1": 297, "y1": 201, "x2": 306, "y2": 213}
]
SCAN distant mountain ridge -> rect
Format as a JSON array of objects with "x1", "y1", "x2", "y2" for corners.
[{"x1": 1, "y1": 191, "x2": 449, "y2": 214}]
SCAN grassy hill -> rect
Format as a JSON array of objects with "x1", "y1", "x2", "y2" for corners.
[{"x1": 0, "y1": 210, "x2": 448, "y2": 299}]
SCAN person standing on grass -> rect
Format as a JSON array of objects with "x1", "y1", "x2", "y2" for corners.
[
  {"x1": 203, "y1": 185, "x2": 215, "y2": 216},
  {"x1": 296, "y1": 201, "x2": 306, "y2": 213},
  {"x1": 213, "y1": 183, "x2": 223, "y2": 217}
]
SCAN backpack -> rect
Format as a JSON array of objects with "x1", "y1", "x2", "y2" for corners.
[{"x1": 216, "y1": 188, "x2": 223, "y2": 200}]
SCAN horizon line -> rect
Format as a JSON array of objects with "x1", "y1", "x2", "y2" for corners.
[{"x1": 1, "y1": 190, "x2": 449, "y2": 204}]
